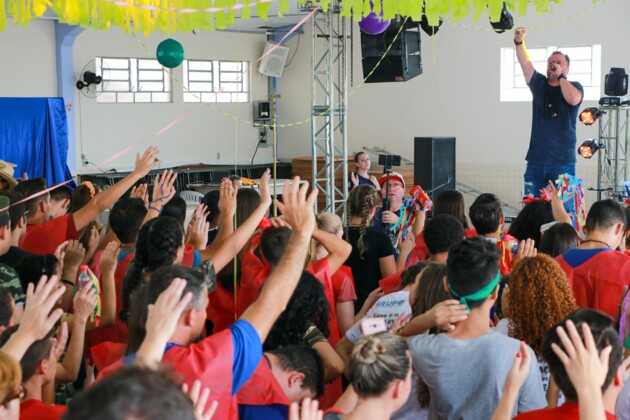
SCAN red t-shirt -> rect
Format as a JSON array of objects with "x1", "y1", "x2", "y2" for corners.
[
  {"x1": 236, "y1": 252, "x2": 270, "y2": 317},
  {"x1": 20, "y1": 400, "x2": 67, "y2": 420},
  {"x1": 556, "y1": 249, "x2": 630, "y2": 319},
  {"x1": 207, "y1": 283, "x2": 238, "y2": 333},
  {"x1": 379, "y1": 272, "x2": 403, "y2": 295},
  {"x1": 87, "y1": 250, "x2": 135, "y2": 348},
  {"x1": 514, "y1": 402, "x2": 617, "y2": 420},
  {"x1": 162, "y1": 329, "x2": 237, "y2": 420},
  {"x1": 21, "y1": 214, "x2": 78, "y2": 255},
  {"x1": 331, "y1": 265, "x2": 356, "y2": 303},
  {"x1": 237, "y1": 356, "x2": 289, "y2": 406}
]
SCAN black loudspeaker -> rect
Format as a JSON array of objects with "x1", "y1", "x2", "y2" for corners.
[
  {"x1": 414, "y1": 137, "x2": 456, "y2": 200},
  {"x1": 361, "y1": 21, "x2": 422, "y2": 83},
  {"x1": 605, "y1": 68, "x2": 628, "y2": 96}
]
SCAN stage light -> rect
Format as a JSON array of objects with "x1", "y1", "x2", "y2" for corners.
[
  {"x1": 578, "y1": 139, "x2": 601, "y2": 159},
  {"x1": 489, "y1": 2, "x2": 514, "y2": 34},
  {"x1": 579, "y1": 107, "x2": 602, "y2": 126}
]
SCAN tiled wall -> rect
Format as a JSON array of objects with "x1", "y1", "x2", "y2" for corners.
[{"x1": 457, "y1": 163, "x2": 599, "y2": 210}]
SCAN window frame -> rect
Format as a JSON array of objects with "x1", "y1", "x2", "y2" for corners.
[
  {"x1": 500, "y1": 44, "x2": 601, "y2": 102},
  {"x1": 96, "y1": 57, "x2": 172, "y2": 104}
]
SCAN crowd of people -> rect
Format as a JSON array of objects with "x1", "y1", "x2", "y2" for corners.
[
  {"x1": 0, "y1": 26, "x2": 626, "y2": 420},
  {"x1": 0, "y1": 143, "x2": 626, "y2": 420}
]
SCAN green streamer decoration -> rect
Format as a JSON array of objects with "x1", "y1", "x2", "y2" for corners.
[{"x1": 0, "y1": 0, "x2": 598, "y2": 35}]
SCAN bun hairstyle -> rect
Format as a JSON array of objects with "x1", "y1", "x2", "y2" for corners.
[
  {"x1": 346, "y1": 185, "x2": 380, "y2": 259},
  {"x1": 349, "y1": 332, "x2": 410, "y2": 398}
]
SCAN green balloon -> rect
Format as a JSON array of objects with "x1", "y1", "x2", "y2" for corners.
[{"x1": 156, "y1": 38, "x2": 184, "y2": 68}]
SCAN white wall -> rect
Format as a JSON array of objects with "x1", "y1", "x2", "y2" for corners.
[
  {"x1": 279, "y1": 0, "x2": 630, "y2": 206},
  {"x1": 73, "y1": 28, "x2": 274, "y2": 171},
  {"x1": 0, "y1": 18, "x2": 57, "y2": 96}
]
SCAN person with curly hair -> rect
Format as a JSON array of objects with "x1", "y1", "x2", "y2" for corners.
[
  {"x1": 500, "y1": 254, "x2": 578, "y2": 396},
  {"x1": 264, "y1": 272, "x2": 344, "y2": 385}
]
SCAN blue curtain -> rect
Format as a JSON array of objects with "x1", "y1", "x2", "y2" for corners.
[{"x1": 0, "y1": 98, "x2": 74, "y2": 187}]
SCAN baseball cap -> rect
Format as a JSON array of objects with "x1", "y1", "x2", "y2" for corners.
[{"x1": 378, "y1": 172, "x2": 405, "y2": 188}]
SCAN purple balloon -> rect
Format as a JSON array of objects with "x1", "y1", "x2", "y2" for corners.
[{"x1": 359, "y1": 12, "x2": 390, "y2": 35}]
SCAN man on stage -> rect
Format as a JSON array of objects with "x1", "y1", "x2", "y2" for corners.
[{"x1": 514, "y1": 27, "x2": 584, "y2": 210}]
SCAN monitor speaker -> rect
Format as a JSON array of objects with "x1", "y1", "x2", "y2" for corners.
[
  {"x1": 361, "y1": 21, "x2": 422, "y2": 83},
  {"x1": 259, "y1": 42, "x2": 290, "y2": 78},
  {"x1": 413, "y1": 137, "x2": 456, "y2": 199}
]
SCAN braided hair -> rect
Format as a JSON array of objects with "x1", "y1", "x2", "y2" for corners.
[
  {"x1": 346, "y1": 185, "x2": 379, "y2": 259},
  {"x1": 119, "y1": 217, "x2": 183, "y2": 323}
]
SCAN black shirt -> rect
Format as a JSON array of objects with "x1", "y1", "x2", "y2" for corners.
[{"x1": 344, "y1": 226, "x2": 395, "y2": 313}]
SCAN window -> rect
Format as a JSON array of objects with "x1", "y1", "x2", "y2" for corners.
[
  {"x1": 500, "y1": 45, "x2": 601, "y2": 102},
  {"x1": 183, "y1": 60, "x2": 249, "y2": 103},
  {"x1": 96, "y1": 57, "x2": 172, "y2": 103}
]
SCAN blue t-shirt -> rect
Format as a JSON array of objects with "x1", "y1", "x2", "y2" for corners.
[
  {"x1": 229, "y1": 320, "x2": 263, "y2": 395},
  {"x1": 526, "y1": 71, "x2": 583, "y2": 165},
  {"x1": 562, "y1": 247, "x2": 610, "y2": 268}
]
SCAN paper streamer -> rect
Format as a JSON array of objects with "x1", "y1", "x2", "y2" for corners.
[
  {"x1": 390, "y1": 185, "x2": 433, "y2": 247},
  {"x1": 256, "y1": 6, "x2": 319, "y2": 63}
]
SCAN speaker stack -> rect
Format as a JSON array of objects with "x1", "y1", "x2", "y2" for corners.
[
  {"x1": 413, "y1": 137, "x2": 456, "y2": 200},
  {"x1": 361, "y1": 20, "x2": 423, "y2": 83}
]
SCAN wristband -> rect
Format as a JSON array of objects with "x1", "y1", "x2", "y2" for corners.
[
  {"x1": 558, "y1": 74, "x2": 567, "y2": 80},
  {"x1": 513, "y1": 40, "x2": 523, "y2": 45},
  {"x1": 148, "y1": 204, "x2": 162, "y2": 214}
]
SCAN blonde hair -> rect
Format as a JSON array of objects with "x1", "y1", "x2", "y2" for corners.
[
  {"x1": 307, "y1": 212, "x2": 345, "y2": 266},
  {"x1": 0, "y1": 352, "x2": 21, "y2": 405},
  {"x1": 349, "y1": 332, "x2": 410, "y2": 398}
]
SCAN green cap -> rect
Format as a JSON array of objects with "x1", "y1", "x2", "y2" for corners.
[{"x1": 0, "y1": 196, "x2": 9, "y2": 228}]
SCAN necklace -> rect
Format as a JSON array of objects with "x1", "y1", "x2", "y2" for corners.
[{"x1": 581, "y1": 239, "x2": 612, "y2": 249}]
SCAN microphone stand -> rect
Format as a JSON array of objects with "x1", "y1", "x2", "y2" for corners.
[{"x1": 382, "y1": 166, "x2": 391, "y2": 231}]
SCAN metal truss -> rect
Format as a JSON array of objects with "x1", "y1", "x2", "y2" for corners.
[
  {"x1": 595, "y1": 105, "x2": 630, "y2": 201},
  {"x1": 302, "y1": 1, "x2": 349, "y2": 214}
]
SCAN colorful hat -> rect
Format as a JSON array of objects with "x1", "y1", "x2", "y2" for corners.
[
  {"x1": 0, "y1": 161, "x2": 18, "y2": 189},
  {"x1": 378, "y1": 171, "x2": 405, "y2": 188}
]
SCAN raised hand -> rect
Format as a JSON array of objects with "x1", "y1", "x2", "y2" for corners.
[
  {"x1": 276, "y1": 177, "x2": 317, "y2": 237},
  {"x1": 289, "y1": 398, "x2": 323, "y2": 420},
  {"x1": 183, "y1": 380, "x2": 218, "y2": 420},
  {"x1": 514, "y1": 27, "x2": 527, "y2": 43},
  {"x1": 53, "y1": 322, "x2": 69, "y2": 360},
  {"x1": 23, "y1": 275, "x2": 66, "y2": 334},
  {"x1": 64, "y1": 240, "x2": 86, "y2": 269},
  {"x1": 399, "y1": 234, "x2": 416, "y2": 255},
  {"x1": 136, "y1": 278, "x2": 192, "y2": 366},
  {"x1": 551, "y1": 320, "x2": 612, "y2": 391},
  {"x1": 87, "y1": 226, "x2": 102, "y2": 252},
  {"x1": 73, "y1": 280, "x2": 98, "y2": 322},
  {"x1": 218, "y1": 179, "x2": 237, "y2": 218},
  {"x1": 258, "y1": 168, "x2": 272, "y2": 207},
  {"x1": 187, "y1": 213, "x2": 210, "y2": 250},
  {"x1": 100, "y1": 241, "x2": 121, "y2": 276},
  {"x1": 350, "y1": 172, "x2": 359, "y2": 187},
  {"x1": 514, "y1": 238, "x2": 537, "y2": 264},
  {"x1": 151, "y1": 169, "x2": 177, "y2": 206},
  {"x1": 130, "y1": 183, "x2": 149, "y2": 208},
  {"x1": 134, "y1": 146, "x2": 161, "y2": 178}
]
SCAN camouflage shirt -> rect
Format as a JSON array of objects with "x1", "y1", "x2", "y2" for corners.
[{"x1": 0, "y1": 263, "x2": 25, "y2": 304}]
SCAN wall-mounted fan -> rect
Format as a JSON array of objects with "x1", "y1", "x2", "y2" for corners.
[{"x1": 76, "y1": 60, "x2": 108, "y2": 98}]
